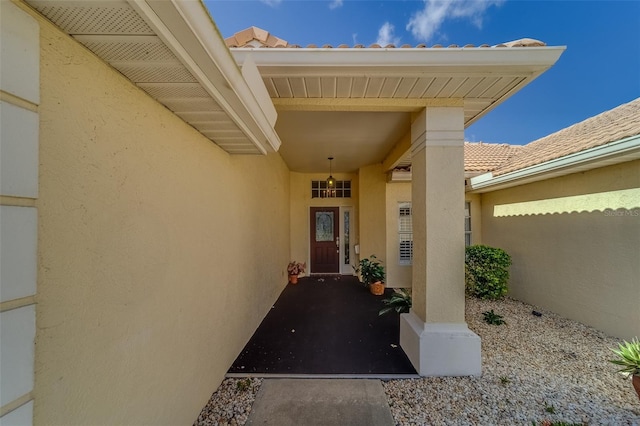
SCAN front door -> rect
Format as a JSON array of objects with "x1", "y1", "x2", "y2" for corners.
[{"x1": 310, "y1": 207, "x2": 339, "y2": 273}]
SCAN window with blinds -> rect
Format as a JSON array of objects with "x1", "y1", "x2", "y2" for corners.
[
  {"x1": 465, "y1": 201, "x2": 472, "y2": 246},
  {"x1": 399, "y1": 202, "x2": 413, "y2": 265}
]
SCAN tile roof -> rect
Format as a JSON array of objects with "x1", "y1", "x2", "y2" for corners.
[
  {"x1": 224, "y1": 27, "x2": 546, "y2": 49},
  {"x1": 464, "y1": 142, "x2": 523, "y2": 172},
  {"x1": 225, "y1": 27, "x2": 289, "y2": 48},
  {"x1": 493, "y1": 97, "x2": 640, "y2": 175}
]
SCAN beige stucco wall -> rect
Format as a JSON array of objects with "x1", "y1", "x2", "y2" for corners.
[
  {"x1": 380, "y1": 182, "x2": 480, "y2": 289},
  {"x1": 289, "y1": 172, "x2": 359, "y2": 273},
  {"x1": 480, "y1": 160, "x2": 640, "y2": 340},
  {"x1": 385, "y1": 182, "x2": 412, "y2": 288},
  {"x1": 34, "y1": 19, "x2": 290, "y2": 425},
  {"x1": 358, "y1": 164, "x2": 387, "y2": 267}
]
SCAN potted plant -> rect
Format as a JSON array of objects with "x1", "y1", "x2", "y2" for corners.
[
  {"x1": 609, "y1": 337, "x2": 640, "y2": 401},
  {"x1": 287, "y1": 261, "x2": 306, "y2": 284},
  {"x1": 356, "y1": 255, "x2": 386, "y2": 295}
]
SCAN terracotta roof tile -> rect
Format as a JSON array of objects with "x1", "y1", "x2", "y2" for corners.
[
  {"x1": 225, "y1": 26, "x2": 289, "y2": 48},
  {"x1": 464, "y1": 142, "x2": 523, "y2": 172},
  {"x1": 224, "y1": 27, "x2": 546, "y2": 50},
  {"x1": 494, "y1": 98, "x2": 640, "y2": 175}
]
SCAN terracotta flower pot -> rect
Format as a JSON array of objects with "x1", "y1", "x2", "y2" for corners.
[
  {"x1": 370, "y1": 281, "x2": 385, "y2": 296},
  {"x1": 633, "y1": 374, "x2": 640, "y2": 401},
  {"x1": 289, "y1": 274, "x2": 298, "y2": 284}
]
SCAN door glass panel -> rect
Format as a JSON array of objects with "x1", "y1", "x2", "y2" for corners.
[
  {"x1": 315, "y1": 212, "x2": 334, "y2": 242},
  {"x1": 344, "y1": 211, "x2": 350, "y2": 265}
]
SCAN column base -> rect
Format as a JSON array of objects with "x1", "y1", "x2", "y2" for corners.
[{"x1": 400, "y1": 310, "x2": 481, "y2": 376}]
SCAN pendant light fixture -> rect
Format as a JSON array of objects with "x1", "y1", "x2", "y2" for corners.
[{"x1": 326, "y1": 157, "x2": 336, "y2": 191}]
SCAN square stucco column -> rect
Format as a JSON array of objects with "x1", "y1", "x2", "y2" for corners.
[{"x1": 400, "y1": 106, "x2": 481, "y2": 376}]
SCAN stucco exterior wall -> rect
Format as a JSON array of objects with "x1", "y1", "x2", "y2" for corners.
[
  {"x1": 34, "y1": 19, "x2": 290, "y2": 425},
  {"x1": 380, "y1": 183, "x2": 480, "y2": 289},
  {"x1": 385, "y1": 182, "x2": 412, "y2": 288},
  {"x1": 289, "y1": 172, "x2": 359, "y2": 273},
  {"x1": 480, "y1": 160, "x2": 640, "y2": 340},
  {"x1": 359, "y1": 164, "x2": 387, "y2": 267}
]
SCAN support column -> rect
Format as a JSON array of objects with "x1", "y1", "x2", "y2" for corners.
[{"x1": 400, "y1": 107, "x2": 481, "y2": 376}]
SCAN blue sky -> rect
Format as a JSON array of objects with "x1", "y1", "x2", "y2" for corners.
[{"x1": 205, "y1": 0, "x2": 640, "y2": 145}]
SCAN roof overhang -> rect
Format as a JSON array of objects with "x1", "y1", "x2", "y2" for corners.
[
  {"x1": 229, "y1": 45, "x2": 564, "y2": 172},
  {"x1": 25, "y1": 0, "x2": 281, "y2": 155},
  {"x1": 468, "y1": 134, "x2": 640, "y2": 193},
  {"x1": 231, "y1": 46, "x2": 566, "y2": 126}
]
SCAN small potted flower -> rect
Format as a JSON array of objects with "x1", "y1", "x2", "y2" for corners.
[
  {"x1": 609, "y1": 337, "x2": 640, "y2": 401},
  {"x1": 287, "y1": 261, "x2": 306, "y2": 284}
]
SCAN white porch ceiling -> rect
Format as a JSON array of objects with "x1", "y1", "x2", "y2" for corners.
[{"x1": 232, "y1": 47, "x2": 565, "y2": 173}]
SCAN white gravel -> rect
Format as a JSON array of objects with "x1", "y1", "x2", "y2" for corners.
[
  {"x1": 195, "y1": 297, "x2": 640, "y2": 426},
  {"x1": 194, "y1": 378, "x2": 262, "y2": 426},
  {"x1": 383, "y1": 297, "x2": 640, "y2": 425}
]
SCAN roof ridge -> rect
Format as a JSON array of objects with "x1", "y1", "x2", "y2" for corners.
[{"x1": 225, "y1": 27, "x2": 548, "y2": 50}]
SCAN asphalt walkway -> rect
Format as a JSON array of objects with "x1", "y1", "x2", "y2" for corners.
[
  {"x1": 246, "y1": 378, "x2": 395, "y2": 426},
  {"x1": 228, "y1": 275, "x2": 416, "y2": 376}
]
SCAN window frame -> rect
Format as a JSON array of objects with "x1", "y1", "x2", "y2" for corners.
[{"x1": 398, "y1": 202, "x2": 413, "y2": 265}]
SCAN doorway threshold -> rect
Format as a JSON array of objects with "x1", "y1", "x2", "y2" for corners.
[{"x1": 226, "y1": 373, "x2": 420, "y2": 380}]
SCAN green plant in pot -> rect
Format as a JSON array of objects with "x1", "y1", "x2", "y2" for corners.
[
  {"x1": 356, "y1": 255, "x2": 385, "y2": 295},
  {"x1": 609, "y1": 337, "x2": 640, "y2": 401}
]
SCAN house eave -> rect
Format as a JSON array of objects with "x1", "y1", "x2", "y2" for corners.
[
  {"x1": 231, "y1": 45, "x2": 565, "y2": 128},
  {"x1": 26, "y1": 0, "x2": 281, "y2": 155},
  {"x1": 229, "y1": 46, "x2": 566, "y2": 72},
  {"x1": 128, "y1": 0, "x2": 281, "y2": 153},
  {"x1": 468, "y1": 135, "x2": 640, "y2": 193}
]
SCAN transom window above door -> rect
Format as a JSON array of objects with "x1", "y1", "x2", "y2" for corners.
[{"x1": 311, "y1": 180, "x2": 351, "y2": 198}]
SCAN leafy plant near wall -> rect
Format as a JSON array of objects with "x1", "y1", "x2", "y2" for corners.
[
  {"x1": 482, "y1": 309, "x2": 506, "y2": 325},
  {"x1": 609, "y1": 337, "x2": 640, "y2": 376},
  {"x1": 379, "y1": 289, "x2": 412, "y2": 316},
  {"x1": 609, "y1": 337, "x2": 640, "y2": 400},
  {"x1": 465, "y1": 245, "x2": 512, "y2": 299}
]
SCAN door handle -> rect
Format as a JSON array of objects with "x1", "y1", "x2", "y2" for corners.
[{"x1": 336, "y1": 237, "x2": 340, "y2": 247}]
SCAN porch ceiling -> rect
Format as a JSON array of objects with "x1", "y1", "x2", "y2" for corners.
[{"x1": 231, "y1": 46, "x2": 565, "y2": 173}]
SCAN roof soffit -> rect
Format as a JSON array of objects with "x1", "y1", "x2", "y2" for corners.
[
  {"x1": 231, "y1": 46, "x2": 565, "y2": 127},
  {"x1": 25, "y1": 0, "x2": 280, "y2": 155}
]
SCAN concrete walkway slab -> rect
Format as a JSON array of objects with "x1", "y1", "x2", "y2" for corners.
[{"x1": 246, "y1": 379, "x2": 395, "y2": 426}]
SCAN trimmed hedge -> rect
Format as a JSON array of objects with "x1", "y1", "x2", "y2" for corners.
[{"x1": 465, "y1": 245, "x2": 512, "y2": 299}]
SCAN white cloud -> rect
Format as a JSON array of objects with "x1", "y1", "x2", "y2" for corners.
[
  {"x1": 407, "y1": 0, "x2": 504, "y2": 42},
  {"x1": 329, "y1": 0, "x2": 343, "y2": 10},
  {"x1": 376, "y1": 22, "x2": 401, "y2": 46},
  {"x1": 260, "y1": 0, "x2": 282, "y2": 7}
]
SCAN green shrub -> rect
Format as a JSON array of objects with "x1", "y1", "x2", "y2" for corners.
[
  {"x1": 482, "y1": 309, "x2": 506, "y2": 325},
  {"x1": 465, "y1": 245, "x2": 512, "y2": 299}
]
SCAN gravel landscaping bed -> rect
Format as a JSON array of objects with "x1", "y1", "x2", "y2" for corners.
[
  {"x1": 195, "y1": 297, "x2": 639, "y2": 425},
  {"x1": 194, "y1": 378, "x2": 262, "y2": 426},
  {"x1": 383, "y1": 297, "x2": 640, "y2": 425}
]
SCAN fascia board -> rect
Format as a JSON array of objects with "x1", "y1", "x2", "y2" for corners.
[
  {"x1": 469, "y1": 135, "x2": 640, "y2": 193},
  {"x1": 129, "y1": 0, "x2": 281, "y2": 153},
  {"x1": 230, "y1": 47, "x2": 566, "y2": 72}
]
